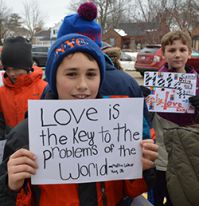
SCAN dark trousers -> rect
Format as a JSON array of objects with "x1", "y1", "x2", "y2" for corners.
[{"x1": 153, "y1": 170, "x2": 173, "y2": 206}]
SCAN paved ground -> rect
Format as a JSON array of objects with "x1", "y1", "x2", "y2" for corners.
[{"x1": 126, "y1": 70, "x2": 144, "y2": 85}]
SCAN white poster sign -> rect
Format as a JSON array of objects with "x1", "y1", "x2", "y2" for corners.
[
  {"x1": 28, "y1": 98, "x2": 144, "y2": 184},
  {"x1": 144, "y1": 72, "x2": 197, "y2": 113}
]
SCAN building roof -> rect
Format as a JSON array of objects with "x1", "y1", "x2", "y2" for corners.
[
  {"x1": 193, "y1": 35, "x2": 199, "y2": 40},
  {"x1": 35, "y1": 29, "x2": 51, "y2": 40},
  {"x1": 114, "y1": 29, "x2": 127, "y2": 36},
  {"x1": 118, "y1": 22, "x2": 158, "y2": 36}
]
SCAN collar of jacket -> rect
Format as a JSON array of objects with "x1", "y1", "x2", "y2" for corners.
[
  {"x1": 2, "y1": 67, "x2": 43, "y2": 88},
  {"x1": 160, "y1": 63, "x2": 197, "y2": 74}
]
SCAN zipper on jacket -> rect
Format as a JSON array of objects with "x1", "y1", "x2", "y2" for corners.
[
  {"x1": 78, "y1": 182, "x2": 98, "y2": 206},
  {"x1": 100, "y1": 182, "x2": 107, "y2": 206}
]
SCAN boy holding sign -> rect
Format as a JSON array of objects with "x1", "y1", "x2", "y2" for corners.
[
  {"x1": 152, "y1": 30, "x2": 199, "y2": 206},
  {"x1": 0, "y1": 34, "x2": 158, "y2": 206}
]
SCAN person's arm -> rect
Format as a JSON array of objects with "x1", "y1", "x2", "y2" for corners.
[
  {"x1": 0, "y1": 119, "x2": 30, "y2": 205},
  {"x1": 125, "y1": 110, "x2": 157, "y2": 197},
  {"x1": 189, "y1": 95, "x2": 199, "y2": 123},
  {"x1": 124, "y1": 139, "x2": 158, "y2": 198},
  {"x1": 0, "y1": 112, "x2": 6, "y2": 140},
  {"x1": 0, "y1": 160, "x2": 18, "y2": 206},
  {"x1": 7, "y1": 148, "x2": 37, "y2": 191},
  {"x1": 142, "y1": 118, "x2": 157, "y2": 188},
  {"x1": 0, "y1": 109, "x2": 12, "y2": 141},
  {"x1": 0, "y1": 145, "x2": 17, "y2": 205},
  {"x1": 141, "y1": 139, "x2": 157, "y2": 171},
  {"x1": 189, "y1": 95, "x2": 199, "y2": 111}
]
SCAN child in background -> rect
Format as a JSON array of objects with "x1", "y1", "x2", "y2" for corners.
[
  {"x1": 153, "y1": 30, "x2": 199, "y2": 206},
  {"x1": 0, "y1": 36, "x2": 47, "y2": 139},
  {"x1": 0, "y1": 34, "x2": 158, "y2": 206},
  {"x1": 102, "y1": 46, "x2": 124, "y2": 70}
]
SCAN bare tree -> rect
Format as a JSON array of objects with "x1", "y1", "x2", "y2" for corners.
[
  {"x1": 97, "y1": 0, "x2": 128, "y2": 31},
  {"x1": 22, "y1": 0, "x2": 44, "y2": 41},
  {"x1": 7, "y1": 13, "x2": 23, "y2": 31},
  {"x1": 68, "y1": 0, "x2": 199, "y2": 43},
  {"x1": 169, "y1": 0, "x2": 199, "y2": 31},
  {"x1": 130, "y1": 0, "x2": 199, "y2": 32},
  {"x1": 69, "y1": 0, "x2": 130, "y2": 33},
  {"x1": 94, "y1": 0, "x2": 111, "y2": 31},
  {"x1": 0, "y1": 0, "x2": 11, "y2": 44}
]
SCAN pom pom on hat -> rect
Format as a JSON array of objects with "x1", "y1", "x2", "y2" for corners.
[
  {"x1": 78, "y1": 2, "x2": 97, "y2": 21},
  {"x1": 57, "y1": 2, "x2": 102, "y2": 47}
]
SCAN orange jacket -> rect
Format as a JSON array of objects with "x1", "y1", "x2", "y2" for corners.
[
  {"x1": 0, "y1": 66, "x2": 47, "y2": 129},
  {"x1": 16, "y1": 179, "x2": 147, "y2": 206}
]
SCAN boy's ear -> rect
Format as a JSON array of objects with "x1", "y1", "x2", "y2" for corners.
[
  {"x1": 161, "y1": 48, "x2": 165, "y2": 59},
  {"x1": 188, "y1": 49, "x2": 192, "y2": 59}
]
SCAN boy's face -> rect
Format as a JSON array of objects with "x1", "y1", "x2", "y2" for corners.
[
  {"x1": 163, "y1": 39, "x2": 192, "y2": 72},
  {"x1": 5, "y1": 67, "x2": 28, "y2": 83},
  {"x1": 56, "y1": 52, "x2": 100, "y2": 100}
]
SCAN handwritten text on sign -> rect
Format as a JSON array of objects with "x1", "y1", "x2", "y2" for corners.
[
  {"x1": 144, "y1": 72, "x2": 197, "y2": 113},
  {"x1": 28, "y1": 98, "x2": 144, "y2": 184}
]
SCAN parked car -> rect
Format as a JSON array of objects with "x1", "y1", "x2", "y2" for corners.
[
  {"x1": 135, "y1": 45, "x2": 199, "y2": 75},
  {"x1": 120, "y1": 51, "x2": 137, "y2": 71},
  {"x1": 189, "y1": 49, "x2": 199, "y2": 70},
  {"x1": 134, "y1": 44, "x2": 164, "y2": 76},
  {"x1": 32, "y1": 46, "x2": 49, "y2": 67}
]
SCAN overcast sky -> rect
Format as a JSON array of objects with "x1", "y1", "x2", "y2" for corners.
[{"x1": 5, "y1": 0, "x2": 74, "y2": 28}]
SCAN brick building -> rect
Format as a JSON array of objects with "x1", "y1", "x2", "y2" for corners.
[
  {"x1": 103, "y1": 22, "x2": 169, "y2": 51},
  {"x1": 192, "y1": 24, "x2": 199, "y2": 50}
]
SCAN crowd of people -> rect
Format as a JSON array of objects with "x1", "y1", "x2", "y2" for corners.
[{"x1": 0, "y1": 2, "x2": 198, "y2": 206}]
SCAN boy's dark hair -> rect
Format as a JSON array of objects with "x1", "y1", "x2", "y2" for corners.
[{"x1": 161, "y1": 30, "x2": 192, "y2": 53}]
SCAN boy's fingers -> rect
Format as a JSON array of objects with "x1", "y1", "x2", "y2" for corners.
[
  {"x1": 143, "y1": 149, "x2": 158, "y2": 161},
  {"x1": 10, "y1": 148, "x2": 36, "y2": 160},
  {"x1": 142, "y1": 158, "x2": 155, "y2": 170},
  {"x1": 141, "y1": 139, "x2": 154, "y2": 144},
  {"x1": 141, "y1": 140, "x2": 158, "y2": 152},
  {"x1": 144, "y1": 143, "x2": 158, "y2": 152},
  {"x1": 141, "y1": 140, "x2": 158, "y2": 164},
  {"x1": 9, "y1": 164, "x2": 37, "y2": 175},
  {"x1": 11, "y1": 172, "x2": 33, "y2": 180},
  {"x1": 8, "y1": 155, "x2": 37, "y2": 168}
]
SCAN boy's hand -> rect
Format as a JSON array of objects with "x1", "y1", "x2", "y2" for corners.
[
  {"x1": 189, "y1": 95, "x2": 199, "y2": 110},
  {"x1": 141, "y1": 139, "x2": 158, "y2": 171},
  {"x1": 7, "y1": 148, "x2": 38, "y2": 191}
]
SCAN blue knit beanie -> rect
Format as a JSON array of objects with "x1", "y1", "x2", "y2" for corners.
[
  {"x1": 45, "y1": 34, "x2": 105, "y2": 95},
  {"x1": 57, "y1": 2, "x2": 102, "y2": 47}
]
